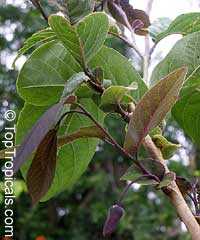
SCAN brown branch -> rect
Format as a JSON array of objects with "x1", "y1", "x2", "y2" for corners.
[
  {"x1": 30, "y1": 0, "x2": 48, "y2": 22},
  {"x1": 143, "y1": 135, "x2": 200, "y2": 239},
  {"x1": 123, "y1": 103, "x2": 200, "y2": 238}
]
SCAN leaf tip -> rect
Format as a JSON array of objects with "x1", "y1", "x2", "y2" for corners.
[{"x1": 179, "y1": 67, "x2": 188, "y2": 75}]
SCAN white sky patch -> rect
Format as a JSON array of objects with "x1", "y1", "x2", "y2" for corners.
[
  {"x1": 132, "y1": 0, "x2": 200, "y2": 20},
  {"x1": 130, "y1": 0, "x2": 200, "y2": 74}
]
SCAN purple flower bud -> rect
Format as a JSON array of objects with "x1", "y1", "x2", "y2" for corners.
[
  {"x1": 103, "y1": 205, "x2": 125, "y2": 238},
  {"x1": 107, "y1": 1, "x2": 132, "y2": 31},
  {"x1": 132, "y1": 19, "x2": 144, "y2": 31}
]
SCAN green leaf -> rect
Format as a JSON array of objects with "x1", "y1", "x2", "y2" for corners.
[
  {"x1": 100, "y1": 84, "x2": 137, "y2": 112},
  {"x1": 149, "y1": 17, "x2": 171, "y2": 42},
  {"x1": 17, "y1": 40, "x2": 82, "y2": 106},
  {"x1": 49, "y1": 13, "x2": 109, "y2": 65},
  {"x1": 124, "y1": 68, "x2": 187, "y2": 154},
  {"x1": 27, "y1": 129, "x2": 58, "y2": 205},
  {"x1": 64, "y1": 0, "x2": 95, "y2": 24},
  {"x1": 17, "y1": 42, "x2": 145, "y2": 107},
  {"x1": 149, "y1": 127, "x2": 162, "y2": 137},
  {"x1": 152, "y1": 134, "x2": 181, "y2": 159},
  {"x1": 121, "y1": 158, "x2": 165, "y2": 185},
  {"x1": 89, "y1": 46, "x2": 147, "y2": 101},
  {"x1": 13, "y1": 28, "x2": 56, "y2": 67},
  {"x1": 76, "y1": 12, "x2": 109, "y2": 63},
  {"x1": 172, "y1": 91, "x2": 200, "y2": 147},
  {"x1": 156, "y1": 13, "x2": 200, "y2": 42},
  {"x1": 48, "y1": 15, "x2": 84, "y2": 66},
  {"x1": 157, "y1": 172, "x2": 176, "y2": 189},
  {"x1": 150, "y1": 32, "x2": 200, "y2": 97},
  {"x1": 16, "y1": 99, "x2": 104, "y2": 201}
]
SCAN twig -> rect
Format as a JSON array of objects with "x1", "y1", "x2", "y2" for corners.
[
  {"x1": 30, "y1": 0, "x2": 48, "y2": 22},
  {"x1": 117, "y1": 174, "x2": 150, "y2": 205},
  {"x1": 73, "y1": 103, "x2": 134, "y2": 159},
  {"x1": 149, "y1": 41, "x2": 158, "y2": 59},
  {"x1": 143, "y1": 0, "x2": 154, "y2": 85},
  {"x1": 55, "y1": 110, "x2": 85, "y2": 129},
  {"x1": 109, "y1": 32, "x2": 144, "y2": 60},
  {"x1": 123, "y1": 102, "x2": 200, "y2": 238},
  {"x1": 94, "y1": 0, "x2": 106, "y2": 12},
  {"x1": 73, "y1": 102, "x2": 160, "y2": 182},
  {"x1": 143, "y1": 135, "x2": 200, "y2": 239},
  {"x1": 84, "y1": 67, "x2": 105, "y2": 93}
]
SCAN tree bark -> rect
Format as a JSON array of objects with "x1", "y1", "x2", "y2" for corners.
[{"x1": 143, "y1": 135, "x2": 200, "y2": 240}]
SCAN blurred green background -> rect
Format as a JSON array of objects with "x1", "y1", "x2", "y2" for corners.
[{"x1": 0, "y1": 1, "x2": 199, "y2": 239}]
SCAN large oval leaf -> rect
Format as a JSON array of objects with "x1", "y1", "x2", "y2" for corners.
[
  {"x1": 77, "y1": 12, "x2": 109, "y2": 63},
  {"x1": 172, "y1": 91, "x2": 200, "y2": 147},
  {"x1": 149, "y1": 17, "x2": 171, "y2": 42},
  {"x1": 48, "y1": 15, "x2": 84, "y2": 66},
  {"x1": 49, "y1": 13, "x2": 109, "y2": 65},
  {"x1": 17, "y1": 41, "x2": 82, "y2": 106},
  {"x1": 89, "y1": 46, "x2": 147, "y2": 100},
  {"x1": 16, "y1": 99, "x2": 104, "y2": 201},
  {"x1": 156, "y1": 13, "x2": 200, "y2": 42},
  {"x1": 13, "y1": 28, "x2": 56, "y2": 67},
  {"x1": 124, "y1": 68, "x2": 187, "y2": 154}
]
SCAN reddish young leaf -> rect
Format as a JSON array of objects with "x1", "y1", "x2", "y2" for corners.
[
  {"x1": 120, "y1": 0, "x2": 150, "y2": 35},
  {"x1": 58, "y1": 126, "x2": 106, "y2": 147},
  {"x1": 124, "y1": 68, "x2": 187, "y2": 155},
  {"x1": 0, "y1": 126, "x2": 106, "y2": 159},
  {"x1": 13, "y1": 103, "x2": 62, "y2": 174},
  {"x1": 27, "y1": 129, "x2": 58, "y2": 205}
]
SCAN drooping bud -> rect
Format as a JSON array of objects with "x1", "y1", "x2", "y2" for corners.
[{"x1": 103, "y1": 205, "x2": 125, "y2": 238}]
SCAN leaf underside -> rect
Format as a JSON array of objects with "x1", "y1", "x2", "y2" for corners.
[
  {"x1": 27, "y1": 129, "x2": 58, "y2": 205},
  {"x1": 124, "y1": 68, "x2": 187, "y2": 154}
]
